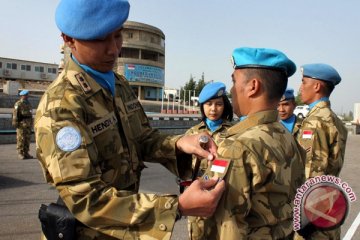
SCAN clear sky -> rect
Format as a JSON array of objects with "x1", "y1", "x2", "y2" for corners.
[{"x1": 1, "y1": 0, "x2": 359, "y2": 114}]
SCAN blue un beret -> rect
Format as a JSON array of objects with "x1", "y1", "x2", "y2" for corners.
[
  {"x1": 55, "y1": 0, "x2": 130, "y2": 40},
  {"x1": 280, "y1": 88, "x2": 295, "y2": 101},
  {"x1": 199, "y1": 82, "x2": 226, "y2": 104},
  {"x1": 301, "y1": 63, "x2": 341, "y2": 86},
  {"x1": 19, "y1": 90, "x2": 29, "y2": 96},
  {"x1": 232, "y1": 47, "x2": 296, "y2": 77}
]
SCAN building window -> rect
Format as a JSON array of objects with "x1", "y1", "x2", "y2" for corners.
[
  {"x1": 21, "y1": 64, "x2": 31, "y2": 71},
  {"x1": 120, "y1": 47, "x2": 140, "y2": 59},
  {"x1": 127, "y1": 32, "x2": 133, "y2": 38},
  {"x1": 35, "y1": 66, "x2": 44, "y2": 72},
  {"x1": 142, "y1": 50, "x2": 158, "y2": 61},
  {"x1": 0, "y1": 62, "x2": 2, "y2": 68},
  {"x1": 48, "y1": 67, "x2": 57, "y2": 74},
  {"x1": 7, "y1": 63, "x2": 17, "y2": 70}
]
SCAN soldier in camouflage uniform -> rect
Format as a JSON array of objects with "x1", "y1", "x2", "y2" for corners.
[
  {"x1": 185, "y1": 82, "x2": 233, "y2": 240},
  {"x1": 294, "y1": 63, "x2": 347, "y2": 240},
  {"x1": 278, "y1": 88, "x2": 303, "y2": 135},
  {"x1": 35, "y1": 0, "x2": 225, "y2": 239},
  {"x1": 12, "y1": 89, "x2": 33, "y2": 160},
  {"x1": 200, "y1": 47, "x2": 305, "y2": 240}
]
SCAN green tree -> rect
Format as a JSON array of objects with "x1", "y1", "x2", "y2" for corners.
[
  {"x1": 180, "y1": 74, "x2": 196, "y2": 100},
  {"x1": 195, "y1": 72, "x2": 206, "y2": 96},
  {"x1": 295, "y1": 91, "x2": 303, "y2": 105}
]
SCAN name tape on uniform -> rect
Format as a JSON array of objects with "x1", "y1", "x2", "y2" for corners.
[
  {"x1": 88, "y1": 112, "x2": 118, "y2": 137},
  {"x1": 125, "y1": 100, "x2": 142, "y2": 113}
]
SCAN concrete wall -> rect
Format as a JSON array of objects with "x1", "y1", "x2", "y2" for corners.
[
  {"x1": 0, "y1": 116, "x2": 200, "y2": 144},
  {"x1": 0, "y1": 93, "x2": 40, "y2": 108}
]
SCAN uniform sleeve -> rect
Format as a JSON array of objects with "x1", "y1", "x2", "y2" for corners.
[
  {"x1": 35, "y1": 106, "x2": 179, "y2": 240},
  {"x1": 311, "y1": 122, "x2": 346, "y2": 177},
  {"x1": 298, "y1": 120, "x2": 345, "y2": 178},
  {"x1": 203, "y1": 140, "x2": 256, "y2": 238},
  {"x1": 12, "y1": 103, "x2": 18, "y2": 127}
]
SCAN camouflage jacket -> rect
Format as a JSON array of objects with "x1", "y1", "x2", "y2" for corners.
[
  {"x1": 295, "y1": 101, "x2": 347, "y2": 179},
  {"x1": 12, "y1": 99, "x2": 33, "y2": 128},
  {"x1": 202, "y1": 110, "x2": 305, "y2": 239},
  {"x1": 185, "y1": 120, "x2": 233, "y2": 173},
  {"x1": 292, "y1": 115, "x2": 303, "y2": 136},
  {"x1": 35, "y1": 59, "x2": 191, "y2": 240}
]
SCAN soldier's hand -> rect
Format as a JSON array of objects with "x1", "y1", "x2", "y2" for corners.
[
  {"x1": 178, "y1": 177, "x2": 225, "y2": 217},
  {"x1": 176, "y1": 133, "x2": 217, "y2": 161}
]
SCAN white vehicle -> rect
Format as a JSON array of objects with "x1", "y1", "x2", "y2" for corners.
[
  {"x1": 191, "y1": 96, "x2": 199, "y2": 106},
  {"x1": 294, "y1": 105, "x2": 310, "y2": 118}
]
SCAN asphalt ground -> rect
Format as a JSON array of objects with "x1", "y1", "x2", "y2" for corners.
[{"x1": 0, "y1": 135, "x2": 360, "y2": 239}]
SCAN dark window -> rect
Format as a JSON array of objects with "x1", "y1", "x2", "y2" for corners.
[
  {"x1": 0, "y1": 62, "x2": 2, "y2": 68},
  {"x1": 21, "y1": 64, "x2": 31, "y2": 71},
  {"x1": 7, "y1": 63, "x2": 17, "y2": 69},
  {"x1": 35, "y1": 66, "x2": 44, "y2": 72},
  {"x1": 48, "y1": 67, "x2": 57, "y2": 74},
  {"x1": 120, "y1": 47, "x2": 140, "y2": 59},
  {"x1": 142, "y1": 50, "x2": 158, "y2": 61}
]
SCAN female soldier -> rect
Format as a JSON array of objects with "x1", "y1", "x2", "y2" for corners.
[{"x1": 186, "y1": 82, "x2": 233, "y2": 240}]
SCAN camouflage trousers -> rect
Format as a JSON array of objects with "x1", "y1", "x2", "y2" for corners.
[
  {"x1": 188, "y1": 216, "x2": 206, "y2": 240},
  {"x1": 294, "y1": 228, "x2": 340, "y2": 240},
  {"x1": 16, "y1": 126, "x2": 31, "y2": 155}
]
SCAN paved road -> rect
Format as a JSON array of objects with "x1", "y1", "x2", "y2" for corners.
[{"x1": 1, "y1": 135, "x2": 360, "y2": 239}]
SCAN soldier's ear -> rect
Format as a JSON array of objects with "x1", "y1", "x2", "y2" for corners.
[
  {"x1": 247, "y1": 78, "x2": 261, "y2": 97},
  {"x1": 62, "y1": 33, "x2": 75, "y2": 49},
  {"x1": 313, "y1": 80, "x2": 323, "y2": 93}
]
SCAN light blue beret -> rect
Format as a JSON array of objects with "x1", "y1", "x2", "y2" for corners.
[
  {"x1": 19, "y1": 90, "x2": 29, "y2": 96},
  {"x1": 280, "y1": 88, "x2": 295, "y2": 101},
  {"x1": 301, "y1": 63, "x2": 341, "y2": 86},
  {"x1": 232, "y1": 47, "x2": 296, "y2": 77},
  {"x1": 199, "y1": 82, "x2": 226, "y2": 104},
  {"x1": 55, "y1": 0, "x2": 130, "y2": 40}
]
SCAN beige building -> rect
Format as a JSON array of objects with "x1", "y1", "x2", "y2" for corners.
[{"x1": 61, "y1": 21, "x2": 165, "y2": 101}]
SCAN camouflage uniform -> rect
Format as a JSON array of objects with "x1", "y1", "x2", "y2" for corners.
[
  {"x1": 12, "y1": 98, "x2": 33, "y2": 158},
  {"x1": 185, "y1": 120, "x2": 232, "y2": 240},
  {"x1": 295, "y1": 101, "x2": 347, "y2": 240},
  {"x1": 292, "y1": 115, "x2": 303, "y2": 136},
  {"x1": 35, "y1": 59, "x2": 192, "y2": 240},
  {"x1": 201, "y1": 110, "x2": 305, "y2": 240}
]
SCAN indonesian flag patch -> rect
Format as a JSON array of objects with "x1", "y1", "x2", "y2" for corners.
[
  {"x1": 210, "y1": 159, "x2": 229, "y2": 173},
  {"x1": 302, "y1": 130, "x2": 313, "y2": 139}
]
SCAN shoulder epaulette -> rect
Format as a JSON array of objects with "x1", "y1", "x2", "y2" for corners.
[{"x1": 74, "y1": 73, "x2": 92, "y2": 93}]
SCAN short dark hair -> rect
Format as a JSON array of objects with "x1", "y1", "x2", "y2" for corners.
[
  {"x1": 322, "y1": 81, "x2": 335, "y2": 96},
  {"x1": 200, "y1": 95, "x2": 233, "y2": 122},
  {"x1": 242, "y1": 68, "x2": 288, "y2": 101}
]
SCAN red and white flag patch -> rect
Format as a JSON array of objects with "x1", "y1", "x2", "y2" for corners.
[
  {"x1": 302, "y1": 130, "x2": 313, "y2": 139},
  {"x1": 210, "y1": 159, "x2": 229, "y2": 173}
]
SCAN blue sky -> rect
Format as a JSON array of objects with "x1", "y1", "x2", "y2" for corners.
[{"x1": 1, "y1": 0, "x2": 359, "y2": 114}]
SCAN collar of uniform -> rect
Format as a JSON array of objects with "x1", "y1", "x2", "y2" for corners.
[
  {"x1": 306, "y1": 100, "x2": 330, "y2": 118},
  {"x1": 65, "y1": 58, "x2": 108, "y2": 97},
  {"x1": 225, "y1": 110, "x2": 278, "y2": 137},
  {"x1": 193, "y1": 121, "x2": 207, "y2": 131},
  {"x1": 198, "y1": 119, "x2": 232, "y2": 131}
]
